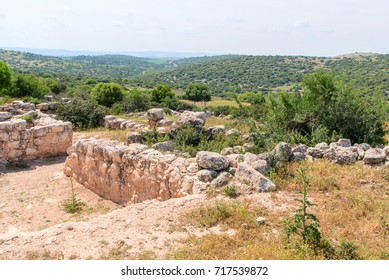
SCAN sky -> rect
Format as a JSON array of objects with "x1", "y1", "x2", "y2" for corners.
[{"x1": 0, "y1": 0, "x2": 388, "y2": 56}]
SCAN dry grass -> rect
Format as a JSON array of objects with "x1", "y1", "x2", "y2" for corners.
[
  {"x1": 181, "y1": 97, "x2": 249, "y2": 108},
  {"x1": 168, "y1": 160, "x2": 389, "y2": 260},
  {"x1": 204, "y1": 116, "x2": 232, "y2": 127}
]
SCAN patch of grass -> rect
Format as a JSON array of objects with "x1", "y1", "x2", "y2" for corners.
[
  {"x1": 223, "y1": 185, "x2": 238, "y2": 198},
  {"x1": 184, "y1": 200, "x2": 266, "y2": 230},
  {"x1": 26, "y1": 250, "x2": 65, "y2": 260},
  {"x1": 99, "y1": 240, "x2": 131, "y2": 260},
  {"x1": 136, "y1": 250, "x2": 157, "y2": 260}
]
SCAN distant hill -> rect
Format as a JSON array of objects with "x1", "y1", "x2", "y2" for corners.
[
  {"x1": 133, "y1": 55, "x2": 320, "y2": 94},
  {"x1": 0, "y1": 49, "x2": 169, "y2": 78},
  {"x1": 134, "y1": 54, "x2": 389, "y2": 96},
  {"x1": 0, "y1": 47, "x2": 213, "y2": 58},
  {"x1": 1, "y1": 48, "x2": 388, "y2": 97}
]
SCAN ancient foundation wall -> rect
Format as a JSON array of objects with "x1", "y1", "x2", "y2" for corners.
[
  {"x1": 0, "y1": 118, "x2": 73, "y2": 163},
  {"x1": 64, "y1": 139, "x2": 201, "y2": 205}
]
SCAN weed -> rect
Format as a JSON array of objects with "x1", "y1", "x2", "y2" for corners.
[
  {"x1": 20, "y1": 111, "x2": 38, "y2": 123},
  {"x1": 62, "y1": 179, "x2": 85, "y2": 214},
  {"x1": 223, "y1": 185, "x2": 238, "y2": 198},
  {"x1": 285, "y1": 164, "x2": 323, "y2": 256}
]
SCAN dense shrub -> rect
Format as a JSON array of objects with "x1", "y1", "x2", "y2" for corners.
[
  {"x1": 141, "y1": 123, "x2": 244, "y2": 157},
  {"x1": 10, "y1": 74, "x2": 50, "y2": 99},
  {"x1": 56, "y1": 97, "x2": 107, "y2": 130},
  {"x1": 151, "y1": 84, "x2": 174, "y2": 103},
  {"x1": 91, "y1": 82, "x2": 125, "y2": 107},
  {"x1": 253, "y1": 71, "x2": 387, "y2": 148},
  {"x1": 111, "y1": 88, "x2": 151, "y2": 114}
]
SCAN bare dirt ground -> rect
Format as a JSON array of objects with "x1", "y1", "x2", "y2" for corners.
[{"x1": 0, "y1": 132, "x2": 293, "y2": 260}]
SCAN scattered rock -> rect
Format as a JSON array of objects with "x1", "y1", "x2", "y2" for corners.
[
  {"x1": 125, "y1": 132, "x2": 143, "y2": 145},
  {"x1": 256, "y1": 217, "x2": 266, "y2": 224},
  {"x1": 196, "y1": 151, "x2": 229, "y2": 171},
  {"x1": 152, "y1": 141, "x2": 174, "y2": 152},
  {"x1": 306, "y1": 147, "x2": 323, "y2": 159},
  {"x1": 176, "y1": 111, "x2": 206, "y2": 127},
  {"x1": 210, "y1": 172, "x2": 231, "y2": 187},
  {"x1": 364, "y1": 148, "x2": 385, "y2": 165},
  {"x1": 196, "y1": 169, "x2": 217, "y2": 183},
  {"x1": 270, "y1": 142, "x2": 292, "y2": 163},
  {"x1": 221, "y1": 147, "x2": 234, "y2": 156},
  {"x1": 235, "y1": 162, "x2": 276, "y2": 192},
  {"x1": 147, "y1": 108, "x2": 164, "y2": 122},
  {"x1": 226, "y1": 154, "x2": 244, "y2": 168},
  {"x1": 225, "y1": 129, "x2": 240, "y2": 138}
]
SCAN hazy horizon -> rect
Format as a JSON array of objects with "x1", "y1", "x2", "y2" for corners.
[{"x1": 1, "y1": 0, "x2": 388, "y2": 56}]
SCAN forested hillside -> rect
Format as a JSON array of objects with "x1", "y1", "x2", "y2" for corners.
[
  {"x1": 133, "y1": 55, "x2": 319, "y2": 94},
  {"x1": 0, "y1": 50, "x2": 168, "y2": 78},
  {"x1": 1, "y1": 49, "x2": 388, "y2": 97}
]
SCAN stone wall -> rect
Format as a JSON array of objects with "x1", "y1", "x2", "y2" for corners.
[
  {"x1": 0, "y1": 114, "x2": 73, "y2": 164},
  {"x1": 64, "y1": 139, "x2": 203, "y2": 205}
]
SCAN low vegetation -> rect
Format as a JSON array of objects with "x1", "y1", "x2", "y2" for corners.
[{"x1": 167, "y1": 160, "x2": 388, "y2": 260}]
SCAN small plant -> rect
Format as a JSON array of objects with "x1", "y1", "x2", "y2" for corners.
[
  {"x1": 285, "y1": 164, "x2": 322, "y2": 256},
  {"x1": 223, "y1": 185, "x2": 238, "y2": 198},
  {"x1": 62, "y1": 179, "x2": 85, "y2": 214},
  {"x1": 20, "y1": 111, "x2": 38, "y2": 123}
]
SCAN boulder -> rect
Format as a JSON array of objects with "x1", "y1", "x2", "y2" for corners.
[
  {"x1": 204, "y1": 125, "x2": 226, "y2": 136},
  {"x1": 250, "y1": 160, "x2": 270, "y2": 174},
  {"x1": 196, "y1": 151, "x2": 229, "y2": 171},
  {"x1": 226, "y1": 154, "x2": 244, "y2": 168},
  {"x1": 292, "y1": 152, "x2": 306, "y2": 161},
  {"x1": 196, "y1": 169, "x2": 218, "y2": 182},
  {"x1": 292, "y1": 144, "x2": 308, "y2": 154},
  {"x1": 336, "y1": 139, "x2": 352, "y2": 147},
  {"x1": 152, "y1": 141, "x2": 174, "y2": 152},
  {"x1": 270, "y1": 142, "x2": 292, "y2": 162},
  {"x1": 364, "y1": 148, "x2": 385, "y2": 165},
  {"x1": 156, "y1": 118, "x2": 173, "y2": 127},
  {"x1": 147, "y1": 108, "x2": 164, "y2": 122},
  {"x1": 125, "y1": 132, "x2": 143, "y2": 145},
  {"x1": 210, "y1": 171, "x2": 231, "y2": 187},
  {"x1": 225, "y1": 129, "x2": 240, "y2": 138},
  {"x1": 176, "y1": 111, "x2": 206, "y2": 127},
  {"x1": 306, "y1": 147, "x2": 323, "y2": 158},
  {"x1": 315, "y1": 142, "x2": 329, "y2": 150},
  {"x1": 187, "y1": 162, "x2": 199, "y2": 173},
  {"x1": 0, "y1": 112, "x2": 12, "y2": 121},
  {"x1": 331, "y1": 148, "x2": 357, "y2": 165},
  {"x1": 221, "y1": 147, "x2": 234, "y2": 156},
  {"x1": 236, "y1": 162, "x2": 276, "y2": 192},
  {"x1": 244, "y1": 152, "x2": 258, "y2": 165}
]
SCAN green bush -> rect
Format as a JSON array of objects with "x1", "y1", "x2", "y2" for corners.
[
  {"x1": 10, "y1": 74, "x2": 49, "y2": 99},
  {"x1": 111, "y1": 88, "x2": 151, "y2": 114},
  {"x1": 91, "y1": 82, "x2": 125, "y2": 107},
  {"x1": 56, "y1": 97, "x2": 107, "y2": 130},
  {"x1": 151, "y1": 84, "x2": 174, "y2": 103},
  {"x1": 254, "y1": 71, "x2": 387, "y2": 148}
]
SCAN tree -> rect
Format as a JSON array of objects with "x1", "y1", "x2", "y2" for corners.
[
  {"x1": 184, "y1": 83, "x2": 211, "y2": 103},
  {"x1": 0, "y1": 60, "x2": 12, "y2": 94},
  {"x1": 90, "y1": 82, "x2": 125, "y2": 107},
  {"x1": 151, "y1": 84, "x2": 174, "y2": 103},
  {"x1": 56, "y1": 97, "x2": 107, "y2": 130},
  {"x1": 10, "y1": 74, "x2": 49, "y2": 99},
  {"x1": 255, "y1": 70, "x2": 387, "y2": 148}
]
